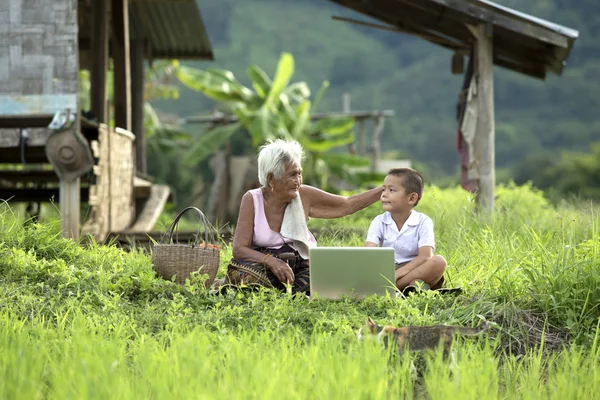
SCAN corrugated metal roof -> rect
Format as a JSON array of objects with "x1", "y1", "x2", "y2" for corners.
[
  {"x1": 129, "y1": 0, "x2": 214, "y2": 60},
  {"x1": 329, "y1": 0, "x2": 579, "y2": 79}
]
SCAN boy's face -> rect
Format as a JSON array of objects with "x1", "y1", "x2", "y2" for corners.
[{"x1": 381, "y1": 174, "x2": 418, "y2": 212}]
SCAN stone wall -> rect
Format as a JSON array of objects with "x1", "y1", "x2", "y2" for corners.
[{"x1": 0, "y1": 0, "x2": 78, "y2": 116}]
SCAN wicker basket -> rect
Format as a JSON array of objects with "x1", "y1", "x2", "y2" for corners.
[{"x1": 152, "y1": 207, "x2": 220, "y2": 287}]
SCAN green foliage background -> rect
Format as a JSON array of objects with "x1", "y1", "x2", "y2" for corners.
[{"x1": 150, "y1": 0, "x2": 600, "y2": 187}]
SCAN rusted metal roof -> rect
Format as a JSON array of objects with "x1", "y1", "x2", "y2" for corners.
[
  {"x1": 329, "y1": 0, "x2": 579, "y2": 79},
  {"x1": 129, "y1": 0, "x2": 214, "y2": 60}
]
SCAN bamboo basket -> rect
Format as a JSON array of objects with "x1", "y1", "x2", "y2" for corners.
[{"x1": 152, "y1": 207, "x2": 220, "y2": 287}]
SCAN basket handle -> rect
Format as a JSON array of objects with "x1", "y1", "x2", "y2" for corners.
[{"x1": 162, "y1": 206, "x2": 213, "y2": 248}]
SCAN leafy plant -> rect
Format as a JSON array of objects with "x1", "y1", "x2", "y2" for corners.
[{"x1": 176, "y1": 52, "x2": 370, "y2": 189}]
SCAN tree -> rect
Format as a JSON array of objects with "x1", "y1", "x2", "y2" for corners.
[{"x1": 175, "y1": 52, "x2": 372, "y2": 190}]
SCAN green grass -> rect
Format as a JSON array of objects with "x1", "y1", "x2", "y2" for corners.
[{"x1": 1, "y1": 183, "x2": 599, "y2": 399}]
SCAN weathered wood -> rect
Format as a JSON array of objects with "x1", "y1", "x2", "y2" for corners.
[
  {"x1": 133, "y1": 176, "x2": 152, "y2": 198},
  {"x1": 0, "y1": 187, "x2": 90, "y2": 202},
  {"x1": 471, "y1": 24, "x2": 495, "y2": 212},
  {"x1": 370, "y1": 115, "x2": 384, "y2": 173},
  {"x1": 358, "y1": 120, "x2": 366, "y2": 155},
  {"x1": 207, "y1": 149, "x2": 228, "y2": 221},
  {"x1": 181, "y1": 110, "x2": 395, "y2": 125},
  {"x1": 0, "y1": 127, "x2": 52, "y2": 147},
  {"x1": 59, "y1": 178, "x2": 80, "y2": 240},
  {"x1": 110, "y1": 127, "x2": 135, "y2": 231},
  {"x1": 0, "y1": 170, "x2": 92, "y2": 183},
  {"x1": 124, "y1": 184, "x2": 170, "y2": 233},
  {"x1": 327, "y1": 0, "x2": 577, "y2": 78},
  {"x1": 111, "y1": 0, "x2": 131, "y2": 131},
  {"x1": 131, "y1": 37, "x2": 146, "y2": 173},
  {"x1": 332, "y1": 14, "x2": 468, "y2": 51},
  {"x1": 343, "y1": 92, "x2": 356, "y2": 155},
  {"x1": 90, "y1": 0, "x2": 108, "y2": 123},
  {"x1": 81, "y1": 124, "x2": 135, "y2": 240}
]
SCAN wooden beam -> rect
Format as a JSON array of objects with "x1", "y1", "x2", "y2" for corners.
[
  {"x1": 332, "y1": 15, "x2": 469, "y2": 50},
  {"x1": 404, "y1": 0, "x2": 569, "y2": 48},
  {"x1": 180, "y1": 110, "x2": 396, "y2": 125},
  {"x1": 470, "y1": 24, "x2": 495, "y2": 212},
  {"x1": 91, "y1": 0, "x2": 109, "y2": 123},
  {"x1": 131, "y1": 37, "x2": 146, "y2": 173},
  {"x1": 112, "y1": 0, "x2": 132, "y2": 131},
  {"x1": 0, "y1": 187, "x2": 90, "y2": 203}
]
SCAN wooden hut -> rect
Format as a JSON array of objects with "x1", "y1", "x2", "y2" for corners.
[
  {"x1": 0, "y1": 0, "x2": 213, "y2": 240},
  {"x1": 328, "y1": 0, "x2": 579, "y2": 211}
]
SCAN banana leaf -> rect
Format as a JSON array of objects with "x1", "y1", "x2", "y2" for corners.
[
  {"x1": 264, "y1": 53, "x2": 294, "y2": 110},
  {"x1": 321, "y1": 152, "x2": 370, "y2": 167},
  {"x1": 176, "y1": 66, "x2": 254, "y2": 103},
  {"x1": 183, "y1": 122, "x2": 242, "y2": 164},
  {"x1": 247, "y1": 65, "x2": 272, "y2": 99},
  {"x1": 312, "y1": 116, "x2": 355, "y2": 135},
  {"x1": 304, "y1": 131, "x2": 355, "y2": 152}
]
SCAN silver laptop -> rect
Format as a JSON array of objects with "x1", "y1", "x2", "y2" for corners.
[{"x1": 309, "y1": 247, "x2": 396, "y2": 299}]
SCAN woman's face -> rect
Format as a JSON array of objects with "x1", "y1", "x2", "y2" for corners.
[{"x1": 271, "y1": 162, "x2": 303, "y2": 200}]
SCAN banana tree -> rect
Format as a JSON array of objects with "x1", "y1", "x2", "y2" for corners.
[{"x1": 175, "y1": 52, "x2": 371, "y2": 189}]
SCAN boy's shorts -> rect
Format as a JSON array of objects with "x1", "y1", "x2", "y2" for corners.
[
  {"x1": 395, "y1": 262, "x2": 409, "y2": 270},
  {"x1": 394, "y1": 261, "x2": 445, "y2": 290}
]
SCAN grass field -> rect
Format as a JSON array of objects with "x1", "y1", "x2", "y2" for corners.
[{"x1": 1, "y1": 183, "x2": 599, "y2": 399}]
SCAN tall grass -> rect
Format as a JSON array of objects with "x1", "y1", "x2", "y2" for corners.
[{"x1": 1, "y1": 184, "x2": 599, "y2": 398}]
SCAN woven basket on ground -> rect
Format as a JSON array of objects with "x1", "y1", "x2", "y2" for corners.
[{"x1": 152, "y1": 207, "x2": 220, "y2": 287}]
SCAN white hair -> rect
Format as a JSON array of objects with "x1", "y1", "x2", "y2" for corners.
[{"x1": 257, "y1": 139, "x2": 304, "y2": 186}]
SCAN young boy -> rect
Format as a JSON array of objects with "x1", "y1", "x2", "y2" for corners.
[{"x1": 365, "y1": 168, "x2": 446, "y2": 292}]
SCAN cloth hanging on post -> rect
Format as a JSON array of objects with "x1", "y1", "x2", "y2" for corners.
[{"x1": 456, "y1": 50, "x2": 478, "y2": 193}]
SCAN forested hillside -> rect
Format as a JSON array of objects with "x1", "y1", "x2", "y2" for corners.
[{"x1": 151, "y1": 0, "x2": 600, "y2": 181}]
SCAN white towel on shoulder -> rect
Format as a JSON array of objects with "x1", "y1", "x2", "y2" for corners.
[{"x1": 280, "y1": 195, "x2": 315, "y2": 259}]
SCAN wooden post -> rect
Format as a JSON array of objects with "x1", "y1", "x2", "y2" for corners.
[
  {"x1": 91, "y1": 0, "x2": 108, "y2": 123},
  {"x1": 112, "y1": 0, "x2": 131, "y2": 131},
  {"x1": 358, "y1": 120, "x2": 366, "y2": 155},
  {"x1": 371, "y1": 114, "x2": 384, "y2": 173},
  {"x1": 343, "y1": 92, "x2": 356, "y2": 154},
  {"x1": 471, "y1": 24, "x2": 495, "y2": 212},
  {"x1": 131, "y1": 37, "x2": 146, "y2": 174},
  {"x1": 60, "y1": 177, "x2": 81, "y2": 240}
]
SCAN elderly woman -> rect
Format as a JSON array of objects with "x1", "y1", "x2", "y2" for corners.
[{"x1": 222, "y1": 139, "x2": 384, "y2": 294}]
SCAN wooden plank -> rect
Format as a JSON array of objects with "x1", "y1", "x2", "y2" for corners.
[
  {"x1": 470, "y1": 24, "x2": 495, "y2": 212},
  {"x1": 130, "y1": 37, "x2": 146, "y2": 174},
  {"x1": 133, "y1": 176, "x2": 152, "y2": 198},
  {"x1": 59, "y1": 178, "x2": 81, "y2": 240},
  {"x1": 370, "y1": 115, "x2": 384, "y2": 173},
  {"x1": 0, "y1": 170, "x2": 91, "y2": 183},
  {"x1": 111, "y1": 0, "x2": 132, "y2": 131},
  {"x1": 124, "y1": 184, "x2": 170, "y2": 233},
  {"x1": 0, "y1": 147, "x2": 48, "y2": 164},
  {"x1": 90, "y1": 0, "x2": 108, "y2": 123},
  {"x1": 0, "y1": 187, "x2": 90, "y2": 202},
  {"x1": 0, "y1": 94, "x2": 77, "y2": 117},
  {"x1": 403, "y1": 0, "x2": 569, "y2": 48}
]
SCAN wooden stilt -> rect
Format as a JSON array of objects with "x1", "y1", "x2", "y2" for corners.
[
  {"x1": 91, "y1": 0, "x2": 108, "y2": 123},
  {"x1": 112, "y1": 0, "x2": 131, "y2": 131},
  {"x1": 470, "y1": 24, "x2": 496, "y2": 212},
  {"x1": 60, "y1": 177, "x2": 80, "y2": 240},
  {"x1": 371, "y1": 114, "x2": 384, "y2": 173},
  {"x1": 343, "y1": 92, "x2": 356, "y2": 154},
  {"x1": 131, "y1": 37, "x2": 146, "y2": 173}
]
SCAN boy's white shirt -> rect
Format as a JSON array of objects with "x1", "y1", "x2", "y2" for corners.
[{"x1": 366, "y1": 210, "x2": 436, "y2": 264}]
